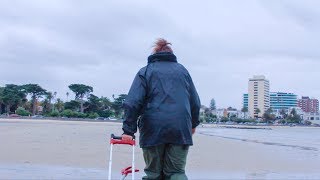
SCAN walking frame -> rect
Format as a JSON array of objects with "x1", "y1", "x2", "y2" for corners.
[{"x1": 108, "y1": 134, "x2": 139, "y2": 180}]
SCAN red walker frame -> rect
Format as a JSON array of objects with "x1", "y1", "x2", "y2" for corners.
[{"x1": 108, "y1": 134, "x2": 139, "y2": 180}]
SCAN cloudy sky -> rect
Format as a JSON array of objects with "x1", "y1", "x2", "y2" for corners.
[{"x1": 1, "y1": 0, "x2": 320, "y2": 108}]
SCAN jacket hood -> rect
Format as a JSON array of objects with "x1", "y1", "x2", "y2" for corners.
[{"x1": 147, "y1": 52, "x2": 177, "y2": 64}]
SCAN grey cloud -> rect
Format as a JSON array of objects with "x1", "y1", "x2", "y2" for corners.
[{"x1": 0, "y1": 0, "x2": 320, "y2": 108}]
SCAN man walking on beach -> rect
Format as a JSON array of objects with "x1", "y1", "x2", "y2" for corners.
[{"x1": 122, "y1": 38, "x2": 201, "y2": 180}]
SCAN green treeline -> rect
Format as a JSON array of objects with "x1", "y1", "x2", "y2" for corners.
[{"x1": 0, "y1": 83, "x2": 127, "y2": 119}]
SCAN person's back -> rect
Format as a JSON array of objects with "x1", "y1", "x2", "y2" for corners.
[
  {"x1": 136, "y1": 52, "x2": 197, "y2": 147},
  {"x1": 122, "y1": 38, "x2": 200, "y2": 179}
]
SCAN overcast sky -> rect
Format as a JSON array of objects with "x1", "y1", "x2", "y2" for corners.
[{"x1": 1, "y1": 0, "x2": 320, "y2": 108}]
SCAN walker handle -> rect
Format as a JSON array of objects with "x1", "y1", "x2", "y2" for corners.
[
  {"x1": 111, "y1": 134, "x2": 135, "y2": 140},
  {"x1": 111, "y1": 134, "x2": 122, "y2": 140},
  {"x1": 110, "y1": 134, "x2": 136, "y2": 146}
]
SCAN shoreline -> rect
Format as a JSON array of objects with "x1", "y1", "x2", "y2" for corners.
[
  {"x1": 1, "y1": 117, "x2": 319, "y2": 129},
  {"x1": 0, "y1": 116, "x2": 123, "y2": 123}
]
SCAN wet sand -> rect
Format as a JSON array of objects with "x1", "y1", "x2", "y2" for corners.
[{"x1": 1, "y1": 119, "x2": 320, "y2": 179}]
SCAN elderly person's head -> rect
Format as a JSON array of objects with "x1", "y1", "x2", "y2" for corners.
[{"x1": 152, "y1": 38, "x2": 173, "y2": 54}]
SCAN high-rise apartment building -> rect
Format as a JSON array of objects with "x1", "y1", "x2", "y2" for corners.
[
  {"x1": 248, "y1": 75, "x2": 270, "y2": 118},
  {"x1": 270, "y1": 92, "x2": 297, "y2": 110},
  {"x1": 298, "y1": 96, "x2": 319, "y2": 113}
]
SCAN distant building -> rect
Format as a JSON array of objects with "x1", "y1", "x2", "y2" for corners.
[
  {"x1": 248, "y1": 75, "x2": 270, "y2": 118},
  {"x1": 216, "y1": 108, "x2": 241, "y2": 119},
  {"x1": 226, "y1": 107, "x2": 239, "y2": 118},
  {"x1": 304, "y1": 112, "x2": 320, "y2": 125},
  {"x1": 200, "y1": 105, "x2": 207, "y2": 114},
  {"x1": 215, "y1": 108, "x2": 225, "y2": 119},
  {"x1": 298, "y1": 96, "x2": 319, "y2": 113},
  {"x1": 243, "y1": 94, "x2": 248, "y2": 108},
  {"x1": 270, "y1": 92, "x2": 297, "y2": 110},
  {"x1": 305, "y1": 113, "x2": 320, "y2": 120},
  {"x1": 272, "y1": 107, "x2": 304, "y2": 119}
]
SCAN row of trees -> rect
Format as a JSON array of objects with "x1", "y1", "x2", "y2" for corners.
[
  {"x1": 201, "y1": 98, "x2": 302, "y2": 124},
  {"x1": 262, "y1": 107, "x2": 302, "y2": 124},
  {"x1": 0, "y1": 84, "x2": 47, "y2": 116},
  {"x1": 1, "y1": 87, "x2": 304, "y2": 124},
  {"x1": 0, "y1": 83, "x2": 127, "y2": 119},
  {"x1": 240, "y1": 105, "x2": 302, "y2": 123}
]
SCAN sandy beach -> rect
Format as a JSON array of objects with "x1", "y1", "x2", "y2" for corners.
[{"x1": 1, "y1": 119, "x2": 320, "y2": 179}]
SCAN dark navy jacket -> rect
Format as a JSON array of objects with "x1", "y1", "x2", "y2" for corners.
[{"x1": 122, "y1": 52, "x2": 201, "y2": 147}]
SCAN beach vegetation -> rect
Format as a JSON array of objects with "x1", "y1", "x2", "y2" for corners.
[
  {"x1": 241, "y1": 107, "x2": 248, "y2": 119},
  {"x1": 1, "y1": 84, "x2": 26, "y2": 114},
  {"x1": 61, "y1": 109, "x2": 76, "y2": 118},
  {"x1": 68, "y1": 84, "x2": 93, "y2": 113},
  {"x1": 112, "y1": 94, "x2": 127, "y2": 118},
  {"x1": 279, "y1": 109, "x2": 288, "y2": 119},
  {"x1": 54, "y1": 98, "x2": 64, "y2": 112},
  {"x1": 233, "y1": 118, "x2": 256, "y2": 124},
  {"x1": 200, "y1": 107, "x2": 217, "y2": 123},
  {"x1": 64, "y1": 100, "x2": 81, "y2": 111},
  {"x1": 254, "y1": 108, "x2": 261, "y2": 118},
  {"x1": 49, "y1": 110, "x2": 60, "y2": 117},
  {"x1": 210, "y1": 98, "x2": 216, "y2": 110},
  {"x1": 87, "y1": 112, "x2": 99, "y2": 119},
  {"x1": 304, "y1": 120, "x2": 312, "y2": 126},
  {"x1": 22, "y1": 84, "x2": 47, "y2": 116},
  {"x1": 220, "y1": 117, "x2": 229, "y2": 122},
  {"x1": 42, "y1": 99, "x2": 51, "y2": 114},
  {"x1": 263, "y1": 108, "x2": 276, "y2": 123},
  {"x1": 0, "y1": 87, "x2": 4, "y2": 114},
  {"x1": 16, "y1": 107, "x2": 31, "y2": 116},
  {"x1": 229, "y1": 113, "x2": 237, "y2": 121},
  {"x1": 77, "y1": 112, "x2": 87, "y2": 118},
  {"x1": 286, "y1": 108, "x2": 302, "y2": 123},
  {"x1": 0, "y1": 83, "x2": 127, "y2": 120}
]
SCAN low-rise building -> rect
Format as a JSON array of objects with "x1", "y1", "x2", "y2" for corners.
[
  {"x1": 304, "y1": 112, "x2": 320, "y2": 125},
  {"x1": 226, "y1": 107, "x2": 239, "y2": 118},
  {"x1": 215, "y1": 108, "x2": 225, "y2": 119}
]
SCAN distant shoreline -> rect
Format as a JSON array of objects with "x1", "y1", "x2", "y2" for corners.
[
  {"x1": 200, "y1": 123, "x2": 320, "y2": 129},
  {"x1": 0, "y1": 116, "x2": 123, "y2": 123},
  {"x1": 1, "y1": 117, "x2": 319, "y2": 130}
]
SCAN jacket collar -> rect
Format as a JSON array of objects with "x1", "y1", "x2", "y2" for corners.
[{"x1": 147, "y1": 52, "x2": 177, "y2": 64}]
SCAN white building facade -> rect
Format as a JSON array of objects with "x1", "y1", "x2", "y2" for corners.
[
  {"x1": 248, "y1": 75, "x2": 270, "y2": 118},
  {"x1": 304, "y1": 112, "x2": 320, "y2": 125}
]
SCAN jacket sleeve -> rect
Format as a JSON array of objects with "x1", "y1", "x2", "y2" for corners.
[
  {"x1": 122, "y1": 70, "x2": 147, "y2": 136},
  {"x1": 188, "y1": 74, "x2": 201, "y2": 128}
]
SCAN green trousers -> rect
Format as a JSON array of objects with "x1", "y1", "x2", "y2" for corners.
[{"x1": 142, "y1": 144, "x2": 189, "y2": 180}]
